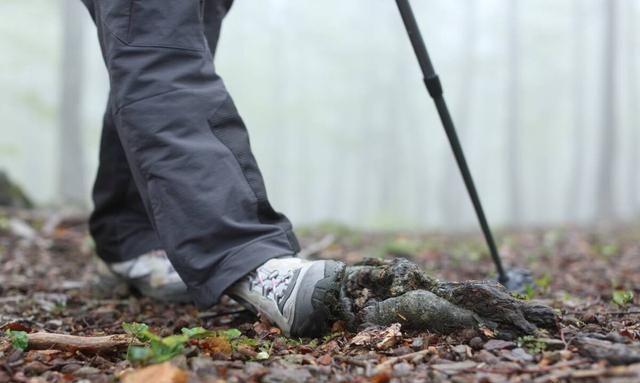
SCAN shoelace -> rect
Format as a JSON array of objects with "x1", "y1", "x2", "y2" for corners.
[{"x1": 250, "y1": 268, "x2": 294, "y2": 306}]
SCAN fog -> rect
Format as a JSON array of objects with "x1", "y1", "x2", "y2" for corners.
[{"x1": 1, "y1": 0, "x2": 638, "y2": 231}]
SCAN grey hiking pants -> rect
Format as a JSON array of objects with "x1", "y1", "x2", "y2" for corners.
[{"x1": 81, "y1": 0, "x2": 300, "y2": 308}]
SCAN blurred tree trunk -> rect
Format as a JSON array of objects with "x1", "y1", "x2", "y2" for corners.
[
  {"x1": 627, "y1": 0, "x2": 638, "y2": 214},
  {"x1": 506, "y1": 0, "x2": 522, "y2": 226},
  {"x1": 595, "y1": 0, "x2": 618, "y2": 220},
  {"x1": 441, "y1": 0, "x2": 476, "y2": 229},
  {"x1": 567, "y1": 0, "x2": 586, "y2": 221},
  {"x1": 58, "y1": 0, "x2": 86, "y2": 205}
]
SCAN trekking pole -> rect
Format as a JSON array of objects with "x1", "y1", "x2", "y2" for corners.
[{"x1": 394, "y1": 0, "x2": 509, "y2": 285}]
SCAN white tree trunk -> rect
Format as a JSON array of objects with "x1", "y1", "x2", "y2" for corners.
[
  {"x1": 567, "y1": 0, "x2": 586, "y2": 221},
  {"x1": 595, "y1": 0, "x2": 619, "y2": 220},
  {"x1": 58, "y1": 0, "x2": 86, "y2": 205},
  {"x1": 506, "y1": 0, "x2": 522, "y2": 226}
]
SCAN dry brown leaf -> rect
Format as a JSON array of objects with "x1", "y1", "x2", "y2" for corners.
[
  {"x1": 369, "y1": 371, "x2": 391, "y2": 383},
  {"x1": 318, "y1": 354, "x2": 333, "y2": 366},
  {"x1": 376, "y1": 323, "x2": 402, "y2": 351},
  {"x1": 197, "y1": 337, "x2": 232, "y2": 355},
  {"x1": 121, "y1": 362, "x2": 188, "y2": 383}
]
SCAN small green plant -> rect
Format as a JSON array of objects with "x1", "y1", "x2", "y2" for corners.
[
  {"x1": 612, "y1": 290, "x2": 634, "y2": 307},
  {"x1": 5, "y1": 330, "x2": 28, "y2": 351},
  {"x1": 601, "y1": 243, "x2": 619, "y2": 258},
  {"x1": 322, "y1": 332, "x2": 342, "y2": 343},
  {"x1": 517, "y1": 335, "x2": 547, "y2": 354},
  {"x1": 536, "y1": 274, "x2": 551, "y2": 290},
  {"x1": 522, "y1": 285, "x2": 536, "y2": 300},
  {"x1": 122, "y1": 323, "x2": 240, "y2": 365}
]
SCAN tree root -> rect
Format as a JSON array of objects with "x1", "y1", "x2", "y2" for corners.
[{"x1": 334, "y1": 258, "x2": 558, "y2": 340}]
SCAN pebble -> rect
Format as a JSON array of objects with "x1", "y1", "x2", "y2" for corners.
[
  {"x1": 392, "y1": 362, "x2": 414, "y2": 377},
  {"x1": 411, "y1": 337, "x2": 424, "y2": 350},
  {"x1": 483, "y1": 339, "x2": 516, "y2": 351},
  {"x1": 73, "y1": 366, "x2": 101, "y2": 377},
  {"x1": 23, "y1": 361, "x2": 49, "y2": 375},
  {"x1": 469, "y1": 337, "x2": 484, "y2": 350}
]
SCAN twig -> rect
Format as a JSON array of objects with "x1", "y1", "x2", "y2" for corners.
[
  {"x1": 475, "y1": 359, "x2": 589, "y2": 375},
  {"x1": 197, "y1": 309, "x2": 250, "y2": 319},
  {"x1": 334, "y1": 355, "x2": 369, "y2": 368},
  {"x1": 374, "y1": 349, "x2": 431, "y2": 373},
  {"x1": 27, "y1": 332, "x2": 139, "y2": 353},
  {"x1": 298, "y1": 235, "x2": 336, "y2": 259},
  {"x1": 605, "y1": 311, "x2": 640, "y2": 315}
]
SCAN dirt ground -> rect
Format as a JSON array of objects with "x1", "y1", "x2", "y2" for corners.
[{"x1": 2, "y1": 208, "x2": 640, "y2": 382}]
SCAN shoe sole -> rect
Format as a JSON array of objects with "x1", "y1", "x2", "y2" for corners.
[{"x1": 290, "y1": 260, "x2": 345, "y2": 337}]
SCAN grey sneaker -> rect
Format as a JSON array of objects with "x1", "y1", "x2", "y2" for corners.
[
  {"x1": 226, "y1": 257, "x2": 344, "y2": 338},
  {"x1": 94, "y1": 250, "x2": 191, "y2": 303}
]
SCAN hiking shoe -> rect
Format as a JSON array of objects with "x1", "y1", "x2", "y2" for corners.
[
  {"x1": 93, "y1": 250, "x2": 191, "y2": 303},
  {"x1": 226, "y1": 257, "x2": 344, "y2": 337}
]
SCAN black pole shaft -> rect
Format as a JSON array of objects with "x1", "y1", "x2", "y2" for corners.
[{"x1": 395, "y1": 0, "x2": 508, "y2": 284}]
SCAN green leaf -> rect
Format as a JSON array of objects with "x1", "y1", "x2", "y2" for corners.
[
  {"x1": 523, "y1": 285, "x2": 536, "y2": 300},
  {"x1": 161, "y1": 335, "x2": 189, "y2": 348},
  {"x1": 5, "y1": 330, "x2": 28, "y2": 351},
  {"x1": 181, "y1": 327, "x2": 214, "y2": 339},
  {"x1": 127, "y1": 346, "x2": 152, "y2": 363},
  {"x1": 122, "y1": 322, "x2": 150, "y2": 340},
  {"x1": 220, "y1": 328, "x2": 241, "y2": 340},
  {"x1": 536, "y1": 274, "x2": 551, "y2": 290},
  {"x1": 612, "y1": 290, "x2": 634, "y2": 307}
]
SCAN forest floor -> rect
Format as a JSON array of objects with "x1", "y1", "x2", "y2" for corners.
[{"x1": 2, "y1": 208, "x2": 640, "y2": 382}]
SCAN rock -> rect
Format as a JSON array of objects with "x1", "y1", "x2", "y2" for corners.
[
  {"x1": 469, "y1": 337, "x2": 484, "y2": 350},
  {"x1": 23, "y1": 361, "x2": 49, "y2": 375},
  {"x1": 431, "y1": 360, "x2": 477, "y2": 374},
  {"x1": 0, "y1": 171, "x2": 32, "y2": 208},
  {"x1": 121, "y1": 362, "x2": 189, "y2": 383},
  {"x1": 261, "y1": 367, "x2": 312, "y2": 383},
  {"x1": 452, "y1": 345, "x2": 470, "y2": 360},
  {"x1": 392, "y1": 362, "x2": 414, "y2": 377},
  {"x1": 505, "y1": 348, "x2": 534, "y2": 362},
  {"x1": 411, "y1": 337, "x2": 424, "y2": 350},
  {"x1": 60, "y1": 363, "x2": 83, "y2": 373},
  {"x1": 73, "y1": 367, "x2": 101, "y2": 377},
  {"x1": 483, "y1": 339, "x2": 516, "y2": 351},
  {"x1": 392, "y1": 346, "x2": 413, "y2": 356},
  {"x1": 474, "y1": 350, "x2": 500, "y2": 365}
]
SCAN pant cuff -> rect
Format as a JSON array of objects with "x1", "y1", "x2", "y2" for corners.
[{"x1": 189, "y1": 230, "x2": 297, "y2": 309}]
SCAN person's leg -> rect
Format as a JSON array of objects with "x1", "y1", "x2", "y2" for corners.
[
  {"x1": 83, "y1": 0, "x2": 300, "y2": 309},
  {"x1": 90, "y1": 96, "x2": 162, "y2": 264},
  {"x1": 90, "y1": 0, "x2": 233, "y2": 264}
]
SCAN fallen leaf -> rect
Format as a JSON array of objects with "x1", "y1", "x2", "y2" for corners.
[
  {"x1": 121, "y1": 362, "x2": 188, "y2": 383},
  {"x1": 197, "y1": 337, "x2": 232, "y2": 355},
  {"x1": 318, "y1": 354, "x2": 333, "y2": 366},
  {"x1": 376, "y1": 324, "x2": 402, "y2": 351},
  {"x1": 236, "y1": 344, "x2": 257, "y2": 359},
  {"x1": 369, "y1": 371, "x2": 391, "y2": 383}
]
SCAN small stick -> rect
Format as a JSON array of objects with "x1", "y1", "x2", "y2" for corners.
[
  {"x1": 298, "y1": 235, "x2": 336, "y2": 259},
  {"x1": 374, "y1": 349, "x2": 431, "y2": 373},
  {"x1": 27, "y1": 332, "x2": 139, "y2": 353}
]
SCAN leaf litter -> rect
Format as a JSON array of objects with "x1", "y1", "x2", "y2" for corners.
[{"x1": 2, "y1": 208, "x2": 640, "y2": 381}]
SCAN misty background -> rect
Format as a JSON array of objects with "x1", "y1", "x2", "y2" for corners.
[{"x1": 0, "y1": 0, "x2": 638, "y2": 231}]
